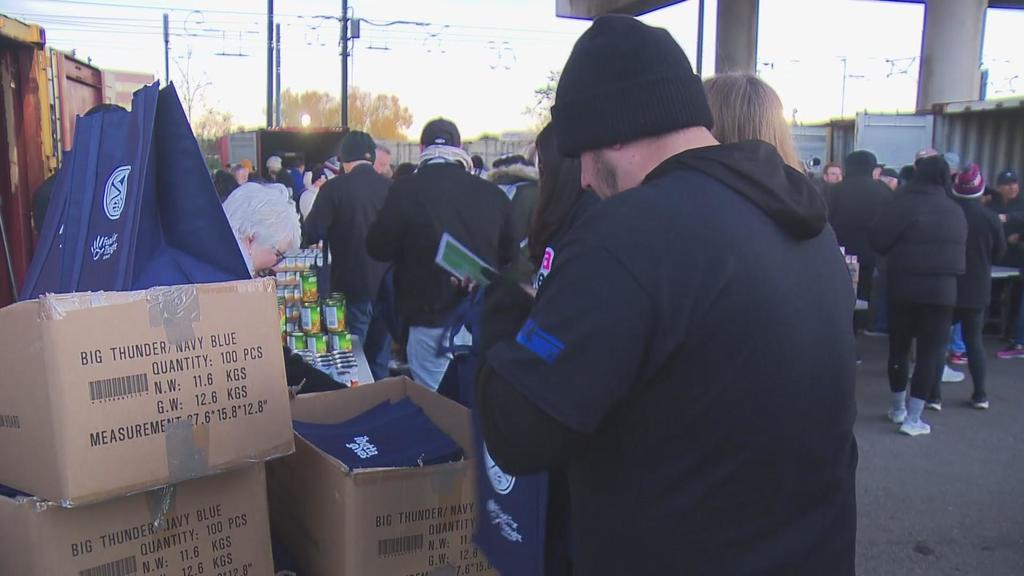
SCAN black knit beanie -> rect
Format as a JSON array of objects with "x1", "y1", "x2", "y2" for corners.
[{"x1": 552, "y1": 15, "x2": 713, "y2": 157}]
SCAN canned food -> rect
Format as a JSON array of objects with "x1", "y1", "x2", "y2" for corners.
[
  {"x1": 300, "y1": 271, "x2": 318, "y2": 302},
  {"x1": 288, "y1": 332, "x2": 307, "y2": 351},
  {"x1": 307, "y1": 332, "x2": 328, "y2": 355},
  {"x1": 287, "y1": 305, "x2": 302, "y2": 321},
  {"x1": 278, "y1": 298, "x2": 287, "y2": 334},
  {"x1": 301, "y1": 302, "x2": 322, "y2": 334},
  {"x1": 323, "y1": 298, "x2": 346, "y2": 332},
  {"x1": 285, "y1": 321, "x2": 298, "y2": 333},
  {"x1": 329, "y1": 331, "x2": 353, "y2": 353}
]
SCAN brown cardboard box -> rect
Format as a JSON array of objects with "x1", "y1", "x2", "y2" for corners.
[
  {"x1": 0, "y1": 279, "x2": 294, "y2": 506},
  {"x1": 0, "y1": 464, "x2": 274, "y2": 576},
  {"x1": 267, "y1": 378, "x2": 498, "y2": 576}
]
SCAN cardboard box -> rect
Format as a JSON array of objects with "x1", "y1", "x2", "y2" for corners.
[
  {"x1": 0, "y1": 279, "x2": 294, "y2": 506},
  {"x1": 267, "y1": 378, "x2": 498, "y2": 576},
  {"x1": 0, "y1": 463, "x2": 274, "y2": 576}
]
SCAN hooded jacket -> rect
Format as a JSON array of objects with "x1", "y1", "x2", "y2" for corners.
[
  {"x1": 366, "y1": 161, "x2": 517, "y2": 327},
  {"x1": 479, "y1": 140, "x2": 857, "y2": 576},
  {"x1": 955, "y1": 197, "x2": 1006, "y2": 309},
  {"x1": 488, "y1": 163, "x2": 540, "y2": 247},
  {"x1": 303, "y1": 163, "x2": 390, "y2": 303},
  {"x1": 825, "y1": 171, "x2": 892, "y2": 300},
  {"x1": 871, "y1": 179, "x2": 967, "y2": 307}
]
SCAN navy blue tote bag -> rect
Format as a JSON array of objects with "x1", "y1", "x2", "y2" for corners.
[{"x1": 21, "y1": 82, "x2": 249, "y2": 299}]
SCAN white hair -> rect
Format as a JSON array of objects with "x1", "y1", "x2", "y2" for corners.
[{"x1": 222, "y1": 182, "x2": 301, "y2": 253}]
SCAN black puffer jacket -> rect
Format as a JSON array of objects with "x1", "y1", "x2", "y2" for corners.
[
  {"x1": 871, "y1": 177, "x2": 967, "y2": 307},
  {"x1": 955, "y1": 198, "x2": 1006, "y2": 309}
]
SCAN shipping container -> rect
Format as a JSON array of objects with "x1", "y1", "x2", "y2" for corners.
[
  {"x1": 933, "y1": 97, "x2": 1024, "y2": 182},
  {"x1": 0, "y1": 15, "x2": 57, "y2": 307}
]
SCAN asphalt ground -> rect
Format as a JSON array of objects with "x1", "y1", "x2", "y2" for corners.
[{"x1": 854, "y1": 333, "x2": 1024, "y2": 575}]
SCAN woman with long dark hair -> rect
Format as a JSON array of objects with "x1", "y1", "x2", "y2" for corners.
[{"x1": 528, "y1": 123, "x2": 600, "y2": 288}]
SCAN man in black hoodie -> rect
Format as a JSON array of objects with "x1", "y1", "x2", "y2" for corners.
[
  {"x1": 827, "y1": 150, "x2": 893, "y2": 304},
  {"x1": 304, "y1": 131, "x2": 393, "y2": 380},
  {"x1": 366, "y1": 119, "x2": 516, "y2": 390},
  {"x1": 475, "y1": 15, "x2": 857, "y2": 576}
]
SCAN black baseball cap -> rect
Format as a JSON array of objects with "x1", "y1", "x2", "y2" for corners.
[
  {"x1": 997, "y1": 170, "x2": 1019, "y2": 185},
  {"x1": 420, "y1": 118, "x2": 461, "y2": 148}
]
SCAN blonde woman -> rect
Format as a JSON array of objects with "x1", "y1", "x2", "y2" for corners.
[{"x1": 704, "y1": 73, "x2": 804, "y2": 171}]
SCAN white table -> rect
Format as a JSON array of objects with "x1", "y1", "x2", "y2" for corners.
[{"x1": 992, "y1": 266, "x2": 1020, "y2": 279}]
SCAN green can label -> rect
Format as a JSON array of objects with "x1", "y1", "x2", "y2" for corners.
[
  {"x1": 289, "y1": 332, "x2": 307, "y2": 351},
  {"x1": 307, "y1": 333, "x2": 328, "y2": 355},
  {"x1": 301, "y1": 303, "x2": 321, "y2": 334}
]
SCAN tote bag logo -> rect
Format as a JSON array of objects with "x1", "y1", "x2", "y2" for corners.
[
  {"x1": 103, "y1": 165, "x2": 131, "y2": 220},
  {"x1": 483, "y1": 443, "x2": 516, "y2": 495}
]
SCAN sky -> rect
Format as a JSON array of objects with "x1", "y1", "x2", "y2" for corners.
[{"x1": 5, "y1": 0, "x2": 1023, "y2": 139}]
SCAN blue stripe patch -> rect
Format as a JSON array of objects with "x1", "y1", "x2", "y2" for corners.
[{"x1": 516, "y1": 319, "x2": 565, "y2": 364}]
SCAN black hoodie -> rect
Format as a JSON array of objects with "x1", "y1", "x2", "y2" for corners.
[{"x1": 480, "y1": 140, "x2": 857, "y2": 576}]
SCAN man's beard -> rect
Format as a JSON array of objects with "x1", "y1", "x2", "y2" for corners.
[{"x1": 590, "y1": 150, "x2": 620, "y2": 198}]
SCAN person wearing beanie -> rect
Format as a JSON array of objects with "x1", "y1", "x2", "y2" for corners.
[
  {"x1": 945, "y1": 165, "x2": 1006, "y2": 406},
  {"x1": 265, "y1": 154, "x2": 296, "y2": 194},
  {"x1": 989, "y1": 169, "x2": 1024, "y2": 358},
  {"x1": 475, "y1": 14, "x2": 856, "y2": 576},
  {"x1": 826, "y1": 149, "x2": 893, "y2": 307},
  {"x1": 302, "y1": 130, "x2": 393, "y2": 380},
  {"x1": 871, "y1": 155, "x2": 967, "y2": 435},
  {"x1": 366, "y1": 119, "x2": 516, "y2": 390}
]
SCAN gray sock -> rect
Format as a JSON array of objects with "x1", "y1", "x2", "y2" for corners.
[
  {"x1": 891, "y1": 390, "x2": 907, "y2": 413},
  {"x1": 907, "y1": 397, "x2": 926, "y2": 423}
]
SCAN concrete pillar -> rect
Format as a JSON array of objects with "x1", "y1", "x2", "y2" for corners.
[
  {"x1": 715, "y1": 0, "x2": 758, "y2": 74},
  {"x1": 916, "y1": 0, "x2": 986, "y2": 111}
]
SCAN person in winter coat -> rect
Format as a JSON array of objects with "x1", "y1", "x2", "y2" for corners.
[
  {"x1": 475, "y1": 16, "x2": 857, "y2": 575},
  {"x1": 827, "y1": 150, "x2": 893, "y2": 303},
  {"x1": 488, "y1": 155, "x2": 541, "y2": 249},
  {"x1": 947, "y1": 165, "x2": 1006, "y2": 408},
  {"x1": 703, "y1": 73, "x2": 804, "y2": 171},
  {"x1": 989, "y1": 170, "x2": 1024, "y2": 358},
  {"x1": 871, "y1": 155, "x2": 967, "y2": 436},
  {"x1": 304, "y1": 131, "x2": 393, "y2": 380},
  {"x1": 366, "y1": 119, "x2": 517, "y2": 390}
]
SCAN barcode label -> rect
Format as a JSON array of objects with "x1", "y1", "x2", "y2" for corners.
[
  {"x1": 79, "y1": 556, "x2": 138, "y2": 576},
  {"x1": 378, "y1": 534, "x2": 424, "y2": 558},
  {"x1": 89, "y1": 374, "x2": 149, "y2": 402},
  {"x1": 0, "y1": 414, "x2": 20, "y2": 429}
]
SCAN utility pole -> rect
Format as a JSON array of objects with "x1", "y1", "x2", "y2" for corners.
[
  {"x1": 275, "y1": 23, "x2": 282, "y2": 128},
  {"x1": 163, "y1": 13, "x2": 170, "y2": 85},
  {"x1": 266, "y1": 0, "x2": 274, "y2": 129},
  {"x1": 696, "y1": 0, "x2": 704, "y2": 76},
  {"x1": 341, "y1": 0, "x2": 349, "y2": 128}
]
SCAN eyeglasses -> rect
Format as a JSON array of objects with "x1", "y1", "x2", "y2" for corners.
[{"x1": 273, "y1": 248, "x2": 287, "y2": 267}]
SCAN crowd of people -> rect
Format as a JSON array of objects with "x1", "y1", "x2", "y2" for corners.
[
  {"x1": 202, "y1": 14, "x2": 1023, "y2": 575},
  {"x1": 822, "y1": 145, "x2": 1021, "y2": 435}
]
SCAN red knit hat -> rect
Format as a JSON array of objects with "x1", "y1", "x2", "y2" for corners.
[{"x1": 954, "y1": 163, "x2": 985, "y2": 198}]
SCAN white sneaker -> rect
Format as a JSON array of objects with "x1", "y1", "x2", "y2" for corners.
[
  {"x1": 899, "y1": 420, "x2": 932, "y2": 436},
  {"x1": 888, "y1": 408, "x2": 907, "y2": 424},
  {"x1": 925, "y1": 401, "x2": 942, "y2": 412},
  {"x1": 972, "y1": 400, "x2": 990, "y2": 410},
  {"x1": 942, "y1": 366, "x2": 965, "y2": 383}
]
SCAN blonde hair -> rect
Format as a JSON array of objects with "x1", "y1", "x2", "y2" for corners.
[{"x1": 703, "y1": 74, "x2": 803, "y2": 171}]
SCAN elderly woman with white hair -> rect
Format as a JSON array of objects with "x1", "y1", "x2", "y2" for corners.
[
  {"x1": 223, "y1": 182, "x2": 339, "y2": 393},
  {"x1": 222, "y1": 182, "x2": 301, "y2": 277}
]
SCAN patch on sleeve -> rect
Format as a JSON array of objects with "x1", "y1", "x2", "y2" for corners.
[{"x1": 516, "y1": 319, "x2": 565, "y2": 364}]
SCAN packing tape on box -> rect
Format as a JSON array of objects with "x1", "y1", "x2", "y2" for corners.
[
  {"x1": 147, "y1": 285, "x2": 201, "y2": 346},
  {"x1": 147, "y1": 484, "x2": 178, "y2": 531},
  {"x1": 165, "y1": 419, "x2": 211, "y2": 484}
]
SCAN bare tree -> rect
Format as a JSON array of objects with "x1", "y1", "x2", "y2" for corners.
[{"x1": 173, "y1": 47, "x2": 212, "y2": 124}]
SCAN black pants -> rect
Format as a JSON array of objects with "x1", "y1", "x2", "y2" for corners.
[
  {"x1": 953, "y1": 307, "x2": 988, "y2": 402},
  {"x1": 888, "y1": 301, "x2": 953, "y2": 400}
]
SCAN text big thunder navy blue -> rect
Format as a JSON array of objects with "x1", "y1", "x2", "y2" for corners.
[{"x1": 21, "y1": 82, "x2": 249, "y2": 299}]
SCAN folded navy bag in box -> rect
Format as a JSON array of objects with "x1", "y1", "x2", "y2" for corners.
[{"x1": 293, "y1": 399, "x2": 462, "y2": 470}]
